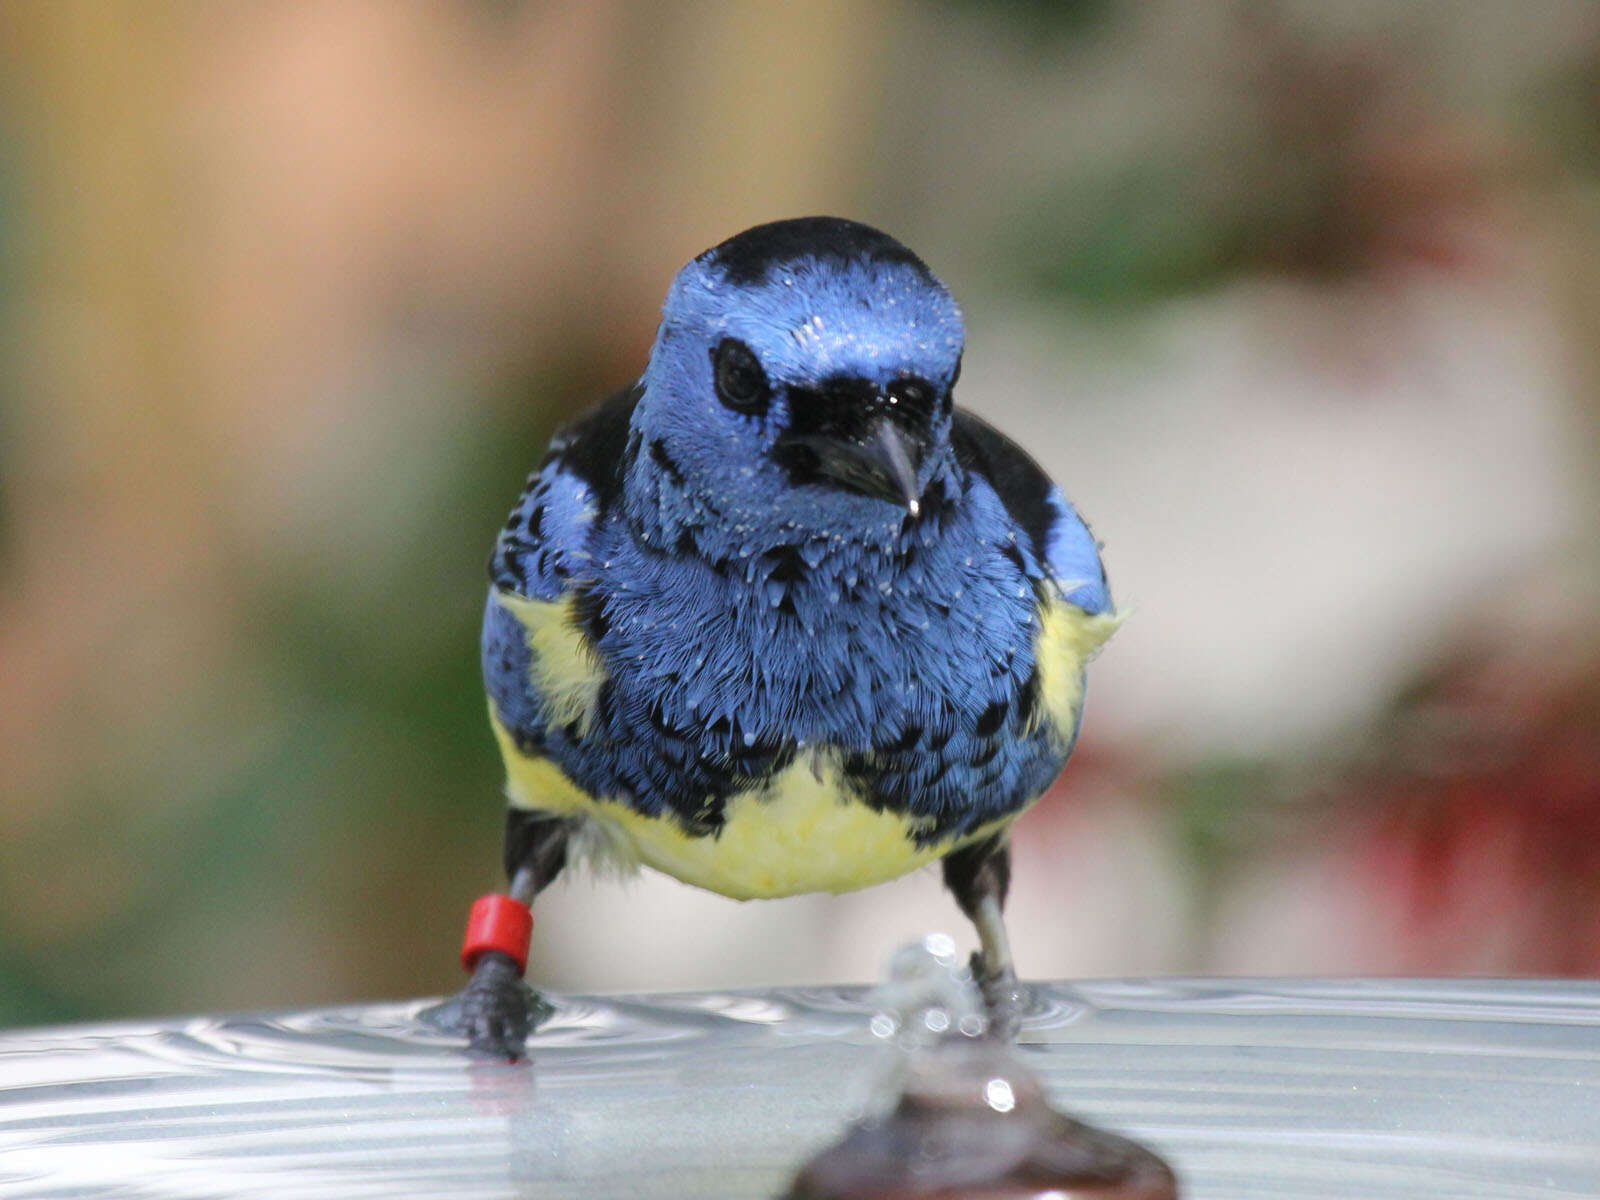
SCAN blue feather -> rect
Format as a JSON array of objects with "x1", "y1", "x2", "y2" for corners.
[{"x1": 1044, "y1": 488, "x2": 1112, "y2": 616}]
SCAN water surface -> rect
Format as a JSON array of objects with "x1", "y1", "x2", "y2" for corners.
[{"x1": 2, "y1": 979, "x2": 1596, "y2": 1198}]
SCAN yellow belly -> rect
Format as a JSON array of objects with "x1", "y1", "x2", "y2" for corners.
[{"x1": 489, "y1": 716, "x2": 1007, "y2": 899}]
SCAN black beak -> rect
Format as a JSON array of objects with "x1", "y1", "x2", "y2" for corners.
[
  {"x1": 777, "y1": 416, "x2": 925, "y2": 515},
  {"x1": 773, "y1": 373, "x2": 939, "y2": 515}
]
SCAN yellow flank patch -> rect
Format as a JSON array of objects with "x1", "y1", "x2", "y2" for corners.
[
  {"x1": 495, "y1": 590, "x2": 606, "y2": 734},
  {"x1": 489, "y1": 715, "x2": 1008, "y2": 900},
  {"x1": 490, "y1": 713, "x2": 596, "y2": 810},
  {"x1": 1032, "y1": 592, "x2": 1124, "y2": 741}
]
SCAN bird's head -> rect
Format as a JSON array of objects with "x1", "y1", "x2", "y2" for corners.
[{"x1": 629, "y1": 217, "x2": 965, "y2": 545}]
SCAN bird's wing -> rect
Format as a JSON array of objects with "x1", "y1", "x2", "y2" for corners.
[
  {"x1": 949, "y1": 409, "x2": 1111, "y2": 615},
  {"x1": 482, "y1": 385, "x2": 640, "y2": 751},
  {"x1": 489, "y1": 384, "x2": 641, "y2": 601},
  {"x1": 951, "y1": 409, "x2": 1119, "y2": 745}
]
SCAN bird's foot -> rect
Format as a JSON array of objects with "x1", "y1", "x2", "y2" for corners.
[
  {"x1": 970, "y1": 951, "x2": 1026, "y2": 1042},
  {"x1": 454, "y1": 950, "x2": 542, "y2": 1061}
]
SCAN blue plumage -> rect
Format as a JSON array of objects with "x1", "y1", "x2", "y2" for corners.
[
  {"x1": 490, "y1": 423, "x2": 1054, "y2": 840},
  {"x1": 464, "y1": 218, "x2": 1114, "y2": 1053}
]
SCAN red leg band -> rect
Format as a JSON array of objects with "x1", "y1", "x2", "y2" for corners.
[{"x1": 460, "y1": 894, "x2": 533, "y2": 974}]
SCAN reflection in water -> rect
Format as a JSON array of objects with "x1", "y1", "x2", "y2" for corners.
[{"x1": 1, "y1": 979, "x2": 1598, "y2": 1198}]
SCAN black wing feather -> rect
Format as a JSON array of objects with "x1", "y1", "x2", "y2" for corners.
[
  {"x1": 950, "y1": 409, "x2": 1056, "y2": 567},
  {"x1": 488, "y1": 383, "x2": 641, "y2": 598}
]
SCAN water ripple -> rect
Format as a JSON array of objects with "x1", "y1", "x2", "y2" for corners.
[{"x1": 1, "y1": 979, "x2": 1596, "y2": 1199}]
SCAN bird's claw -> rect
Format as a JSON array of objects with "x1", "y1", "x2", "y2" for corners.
[
  {"x1": 970, "y1": 950, "x2": 1026, "y2": 1042},
  {"x1": 455, "y1": 951, "x2": 539, "y2": 1061}
]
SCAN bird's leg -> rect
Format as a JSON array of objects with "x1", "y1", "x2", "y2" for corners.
[
  {"x1": 941, "y1": 833, "x2": 1026, "y2": 1041},
  {"x1": 455, "y1": 810, "x2": 569, "y2": 1060}
]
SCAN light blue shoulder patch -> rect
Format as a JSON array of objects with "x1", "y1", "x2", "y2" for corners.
[
  {"x1": 489, "y1": 461, "x2": 597, "y2": 602},
  {"x1": 1043, "y1": 487, "x2": 1110, "y2": 615}
]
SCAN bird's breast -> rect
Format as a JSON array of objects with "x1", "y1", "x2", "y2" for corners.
[
  {"x1": 588, "y1": 527, "x2": 1043, "y2": 747},
  {"x1": 483, "y1": 512, "x2": 1115, "y2": 894}
]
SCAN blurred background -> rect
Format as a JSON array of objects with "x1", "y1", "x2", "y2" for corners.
[{"x1": 1, "y1": 0, "x2": 1598, "y2": 1028}]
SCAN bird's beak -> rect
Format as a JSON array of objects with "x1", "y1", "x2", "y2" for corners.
[
  {"x1": 864, "y1": 419, "x2": 923, "y2": 517},
  {"x1": 784, "y1": 417, "x2": 925, "y2": 516}
]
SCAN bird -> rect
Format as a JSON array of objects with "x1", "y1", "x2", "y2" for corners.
[{"x1": 455, "y1": 216, "x2": 1118, "y2": 1058}]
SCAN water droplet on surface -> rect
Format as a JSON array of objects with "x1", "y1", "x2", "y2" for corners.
[
  {"x1": 922, "y1": 933, "x2": 957, "y2": 964},
  {"x1": 983, "y1": 1077, "x2": 1016, "y2": 1113}
]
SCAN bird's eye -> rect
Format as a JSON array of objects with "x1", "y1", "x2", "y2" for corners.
[
  {"x1": 885, "y1": 376, "x2": 937, "y2": 421},
  {"x1": 712, "y1": 338, "x2": 770, "y2": 413}
]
